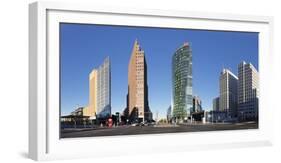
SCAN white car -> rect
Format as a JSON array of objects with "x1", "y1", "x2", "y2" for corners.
[{"x1": 131, "y1": 123, "x2": 138, "y2": 126}]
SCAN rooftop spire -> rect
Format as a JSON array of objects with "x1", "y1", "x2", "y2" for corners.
[
  {"x1": 133, "y1": 38, "x2": 141, "y2": 51},
  {"x1": 135, "y1": 38, "x2": 138, "y2": 44}
]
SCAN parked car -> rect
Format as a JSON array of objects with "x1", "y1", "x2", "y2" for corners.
[{"x1": 131, "y1": 123, "x2": 138, "y2": 126}]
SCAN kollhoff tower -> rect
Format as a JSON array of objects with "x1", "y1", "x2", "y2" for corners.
[{"x1": 124, "y1": 39, "x2": 152, "y2": 123}]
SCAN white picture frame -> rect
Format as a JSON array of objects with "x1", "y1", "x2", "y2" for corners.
[{"x1": 29, "y1": 1, "x2": 274, "y2": 161}]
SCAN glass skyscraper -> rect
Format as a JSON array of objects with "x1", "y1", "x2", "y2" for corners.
[
  {"x1": 88, "y1": 57, "x2": 111, "y2": 119},
  {"x1": 172, "y1": 42, "x2": 193, "y2": 121}
]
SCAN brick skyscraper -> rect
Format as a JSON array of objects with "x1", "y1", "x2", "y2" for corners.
[{"x1": 124, "y1": 40, "x2": 152, "y2": 122}]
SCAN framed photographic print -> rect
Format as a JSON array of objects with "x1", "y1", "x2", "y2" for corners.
[{"x1": 29, "y1": 1, "x2": 274, "y2": 161}]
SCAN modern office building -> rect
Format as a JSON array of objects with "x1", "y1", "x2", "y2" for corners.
[
  {"x1": 212, "y1": 97, "x2": 220, "y2": 111},
  {"x1": 237, "y1": 61, "x2": 259, "y2": 121},
  {"x1": 88, "y1": 57, "x2": 111, "y2": 119},
  {"x1": 205, "y1": 110, "x2": 228, "y2": 123},
  {"x1": 172, "y1": 42, "x2": 193, "y2": 122},
  {"x1": 85, "y1": 70, "x2": 97, "y2": 117},
  {"x1": 61, "y1": 106, "x2": 91, "y2": 129},
  {"x1": 71, "y1": 107, "x2": 84, "y2": 116},
  {"x1": 219, "y1": 69, "x2": 238, "y2": 118},
  {"x1": 125, "y1": 39, "x2": 152, "y2": 122},
  {"x1": 82, "y1": 106, "x2": 92, "y2": 117},
  {"x1": 193, "y1": 96, "x2": 202, "y2": 113}
]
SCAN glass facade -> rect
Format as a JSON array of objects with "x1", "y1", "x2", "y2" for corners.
[
  {"x1": 172, "y1": 43, "x2": 192, "y2": 121},
  {"x1": 96, "y1": 57, "x2": 111, "y2": 118}
]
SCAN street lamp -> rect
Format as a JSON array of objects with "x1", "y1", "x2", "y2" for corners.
[{"x1": 212, "y1": 111, "x2": 214, "y2": 124}]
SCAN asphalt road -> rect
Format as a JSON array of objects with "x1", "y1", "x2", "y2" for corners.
[{"x1": 61, "y1": 122, "x2": 258, "y2": 138}]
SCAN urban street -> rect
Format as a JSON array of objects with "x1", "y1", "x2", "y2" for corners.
[{"x1": 61, "y1": 122, "x2": 258, "y2": 138}]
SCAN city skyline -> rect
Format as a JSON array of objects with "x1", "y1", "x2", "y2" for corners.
[
  {"x1": 209, "y1": 61, "x2": 259, "y2": 122},
  {"x1": 60, "y1": 23, "x2": 258, "y2": 118}
]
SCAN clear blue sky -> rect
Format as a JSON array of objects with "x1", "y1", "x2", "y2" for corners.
[{"x1": 60, "y1": 23, "x2": 258, "y2": 118}]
